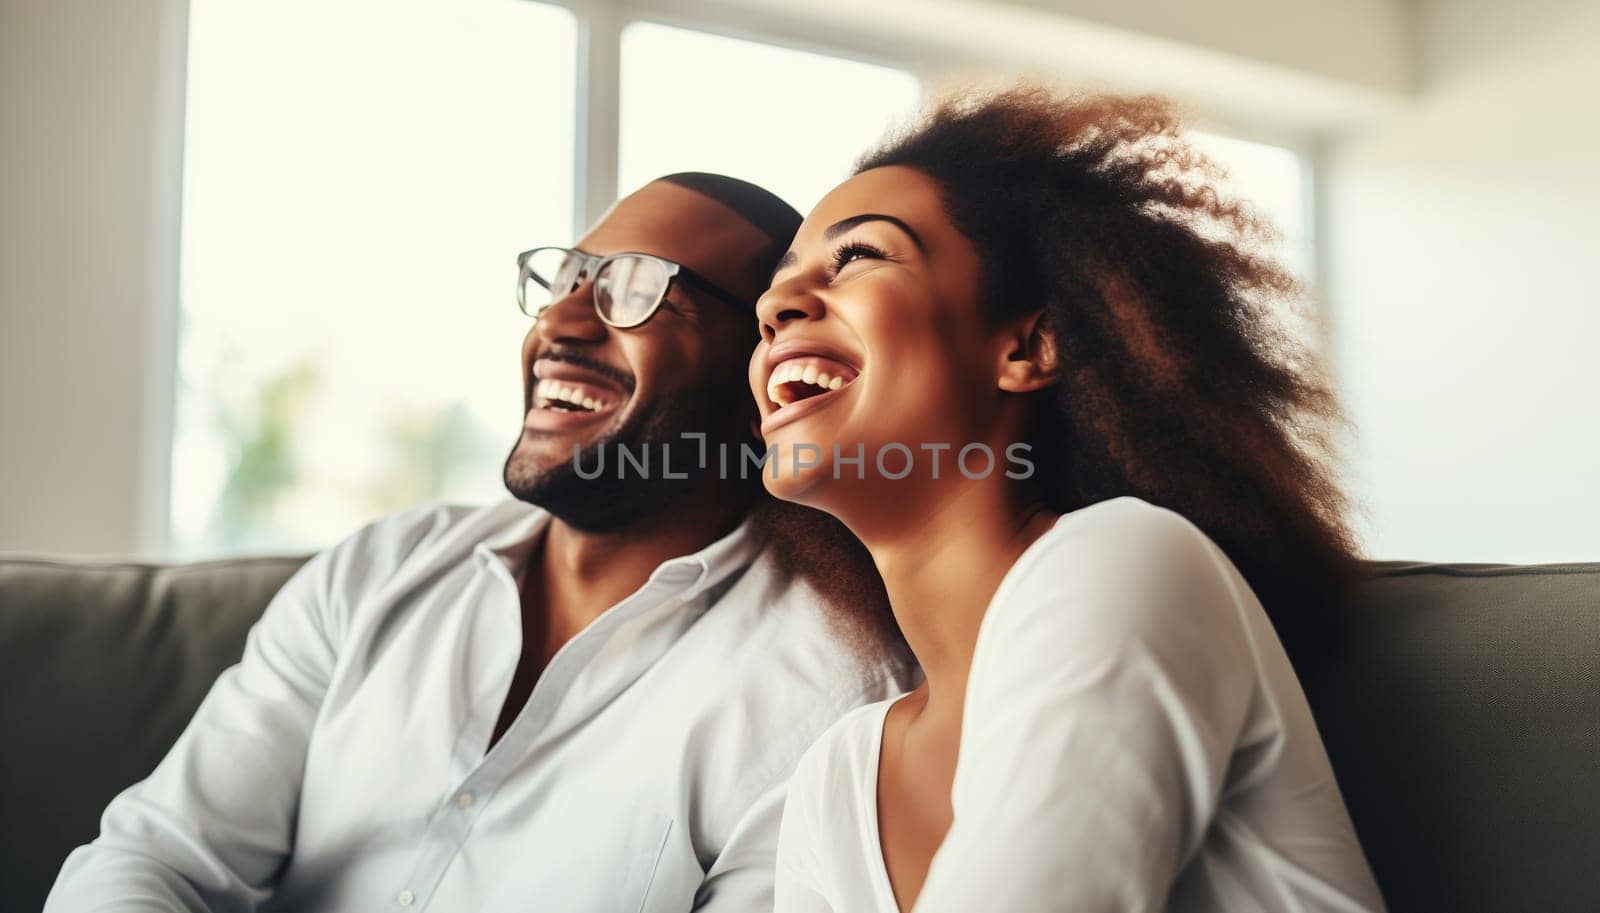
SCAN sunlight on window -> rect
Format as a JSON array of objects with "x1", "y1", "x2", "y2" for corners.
[
  {"x1": 618, "y1": 23, "x2": 921, "y2": 214},
  {"x1": 173, "y1": 0, "x2": 576, "y2": 555},
  {"x1": 1188, "y1": 131, "x2": 1319, "y2": 352},
  {"x1": 1189, "y1": 131, "x2": 1312, "y2": 282}
]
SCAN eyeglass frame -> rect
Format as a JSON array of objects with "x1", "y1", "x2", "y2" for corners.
[{"x1": 516, "y1": 245, "x2": 752, "y2": 329}]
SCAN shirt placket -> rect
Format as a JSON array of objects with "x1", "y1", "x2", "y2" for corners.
[{"x1": 388, "y1": 557, "x2": 705, "y2": 910}]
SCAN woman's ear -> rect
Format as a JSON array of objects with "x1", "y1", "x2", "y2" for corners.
[{"x1": 996, "y1": 310, "x2": 1060, "y2": 393}]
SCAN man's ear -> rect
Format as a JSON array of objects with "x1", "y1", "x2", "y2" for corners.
[{"x1": 996, "y1": 309, "x2": 1060, "y2": 393}]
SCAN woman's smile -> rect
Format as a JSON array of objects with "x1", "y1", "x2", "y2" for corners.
[{"x1": 759, "y1": 340, "x2": 864, "y2": 437}]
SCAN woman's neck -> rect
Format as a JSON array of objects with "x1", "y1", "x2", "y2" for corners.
[{"x1": 854, "y1": 477, "x2": 1057, "y2": 728}]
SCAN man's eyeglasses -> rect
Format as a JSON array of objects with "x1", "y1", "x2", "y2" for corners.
[{"x1": 516, "y1": 246, "x2": 750, "y2": 329}]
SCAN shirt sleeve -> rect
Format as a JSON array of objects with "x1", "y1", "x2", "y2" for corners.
[
  {"x1": 43, "y1": 542, "x2": 350, "y2": 913},
  {"x1": 692, "y1": 774, "x2": 787, "y2": 912},
  {"x1": 914, "y1": 501, "x2": 1262, "y2": 913}
]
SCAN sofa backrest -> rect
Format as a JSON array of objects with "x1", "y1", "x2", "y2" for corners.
[
  {"x1": 1, "y1": 554, "x2": 1595, "y2": 913},
  {"x1": 1306, "y1": 561, "x2": 1599, "y2": 913},
  {"x1": 0, "y1": 554, "x2": 308, "y2": 913}
]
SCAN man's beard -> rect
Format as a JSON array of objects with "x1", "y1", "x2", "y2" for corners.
[{"x1": 503, "y1": 385, "x2": 752, "y2": 532}]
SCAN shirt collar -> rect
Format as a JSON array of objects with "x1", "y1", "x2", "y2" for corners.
[
  {"x1": 474, "y1": 502, "x2": 552, "y2": 575},
  {"x1": 472, "y1": 500, "x2": 759, "y2": 595}
]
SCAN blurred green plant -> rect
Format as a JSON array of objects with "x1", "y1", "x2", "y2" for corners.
[
  {"x1": 363, "y1": 400, "x2": 501, "y2": 516},
  {"x1": 201, "y1": 356, "x2": 322, "y2": 549},
  {"x1": 191, "y1": 351, "x2": 502, "y2": 551}
]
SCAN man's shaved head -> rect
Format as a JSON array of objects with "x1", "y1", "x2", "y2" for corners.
[{"x1": 655, "y1": 172, "x2": 801, "y2": 283}]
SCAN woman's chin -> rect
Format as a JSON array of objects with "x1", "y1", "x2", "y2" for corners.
[
  {"x1": 757, "y1": 421, "x2": 881, "y2": 511},
  {"x1": 759, "y1": 457, "x2": 841, "y2": 507}
]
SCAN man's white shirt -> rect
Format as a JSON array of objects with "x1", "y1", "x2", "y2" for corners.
[{"x1": 46, "y1": 499, "x2": 911, "y2": 913}]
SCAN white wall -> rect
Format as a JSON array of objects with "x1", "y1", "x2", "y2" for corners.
[
  {"x1": 1004, "y1": 0, "x2": 1412, "y2": 95},
  {"x1": 680, "y1": 0, "x2": 1409, "y2": 135},
  {"x1": 0, "y1": 0, "x2": 186, "y2": 556},
  {"x1": 1323, "y1": 0, "x2": 1600, "y2": 562}
]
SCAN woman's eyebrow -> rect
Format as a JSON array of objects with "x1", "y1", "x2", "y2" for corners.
[
  {"x1": 822, "y1": 213, "x2": 926, "y2": 251},
  {"x1": 769, "y1": 213, "x2": 927, "y2": 284}
]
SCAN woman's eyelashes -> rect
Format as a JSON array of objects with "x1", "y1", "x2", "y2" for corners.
[{"x1": 827, "y1": 239, "x2": 890, "y2": 279}]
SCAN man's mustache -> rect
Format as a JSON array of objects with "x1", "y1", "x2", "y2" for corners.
[{"x1": 535, "y1": 349, "x2": 636, "y2": 393}]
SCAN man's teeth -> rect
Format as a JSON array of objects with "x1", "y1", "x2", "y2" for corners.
[
  {"x1": 534, "y1": 379, "x2": 613, "y2": 412},
  {"x1": 766, "y1": 361, "x2": 852, "y2": 407}
]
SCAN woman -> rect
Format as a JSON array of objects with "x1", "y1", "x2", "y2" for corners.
[{"x1": 749, "y1": 88, "x2": 1386, "y2": 912}]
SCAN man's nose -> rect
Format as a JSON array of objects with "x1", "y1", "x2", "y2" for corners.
[
  {"x1": 534, "y1": 283, "x2": 607, "y2": 345},
  {"x1": 755, "y1": 280, "x2": 825, "y2": 343}
]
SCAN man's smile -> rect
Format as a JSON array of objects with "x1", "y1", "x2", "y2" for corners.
[{"x1": 525, "y1": 356, "x2": 631, "y2": 430}]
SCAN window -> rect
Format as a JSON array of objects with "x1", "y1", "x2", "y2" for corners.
[
  {"x1": 618, "y1": 23, "x2": 921, "y2": 213},
  {"x1": 172, "y1": 4, "x2": 1308, "y2": 556},
  {"x1": 1188, "y1": 131, "x2": 1318, "y2": 350},
  {"x1": 1189, "y1": 131, "x2": 1313, "y2": 282},
  {"x1": 173, "y1": 0, "x2": 576, "y2": 554},
  {"x1": 173, "y1": 4, "x2": 920, "y2": 555}
]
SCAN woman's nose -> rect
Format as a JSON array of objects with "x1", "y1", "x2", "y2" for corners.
[{"x1": 755, "y1": 281, "x2": 824, "y2": 343}]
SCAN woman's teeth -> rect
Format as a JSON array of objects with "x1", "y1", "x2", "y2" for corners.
[{"x1": 766, "y1": 359, "x2": 857, "y2": 408}]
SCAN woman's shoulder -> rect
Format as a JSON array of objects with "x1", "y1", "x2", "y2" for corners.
[
  {"x1": 792, "y1": 699, "x2": 896, "y2": 787},
  {"x1": 777, "y1": 700, "x2": 898, "y2": 910},
  {"x1": 785, "y1": 699, "x2": 896, "y2": 826},
  {"x1": 986, "y1": 497, "x2": 1253, "y2": 651},
  {"x1": 1038, "y1": 496, "x2": 1220, "y2": 565},
  {"x1": 780, "y1": 699, "x2": 892, "y2": 860}
]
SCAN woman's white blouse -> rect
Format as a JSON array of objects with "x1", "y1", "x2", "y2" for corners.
[{"x1": 774, "y1": 497, "x2": 1387, "y2": 913}]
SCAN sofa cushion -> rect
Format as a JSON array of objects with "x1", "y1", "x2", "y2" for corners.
[
  {"x1": 0, "y1": 554, "x2": 307, "y2": 913},
  {"x1": 1307, "y1": 561, "x2": 1600, "y2": 913}
]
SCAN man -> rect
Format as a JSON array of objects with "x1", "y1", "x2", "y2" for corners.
[{"x1": 46, "y1": 174, "x2": 911, "y2": 912}]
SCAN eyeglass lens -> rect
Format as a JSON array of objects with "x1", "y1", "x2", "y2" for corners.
[
  {"x1": 594, "y1": 257, "x2": 668, "y2": 326},
  {"x1": 522, "y1": 249, "x2": 669, "y2": 326}
]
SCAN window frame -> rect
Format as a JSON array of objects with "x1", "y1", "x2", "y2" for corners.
[
  {"x1": 546, "y1": 0, "x2": 941, "y2": 234},
  {"x1": 547, "y1": 0, "x2": 1314, "y2": 242}
]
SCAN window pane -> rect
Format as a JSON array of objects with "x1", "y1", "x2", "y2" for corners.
[
  {"x1": 618, "y1": 23, "x2": 920, "y2": 214},
  {"x1": 174, "y1": 0, "x2": 576, "y2": 555},
  {"x1": 1186, "y1": 131, "x2": 1318, "y2": 352},
  {"x1": 1189, "y1": 131, "x2": 1312, "y2": 282}
]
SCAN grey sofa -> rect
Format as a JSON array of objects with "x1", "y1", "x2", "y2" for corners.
[{"x1": 1, "y1": 554, "x2": 1595, "y2": 913}]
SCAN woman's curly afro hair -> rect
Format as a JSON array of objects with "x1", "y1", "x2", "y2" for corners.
[{"x1": 763, "y1": 85, "x2": 1361, "y2": 678}]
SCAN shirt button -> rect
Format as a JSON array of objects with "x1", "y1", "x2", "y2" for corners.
[
  {"x1": 456, "y1": 791, "x2": 475, "y2": 808},
  {"x1": 397, "y1": 889, "x2": 415, "y2": 906}
]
